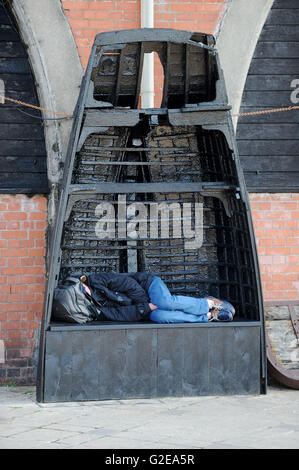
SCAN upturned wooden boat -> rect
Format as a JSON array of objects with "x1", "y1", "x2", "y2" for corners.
[{"x1": 37, "y1": 29, "x2": 267, "y2": 402}]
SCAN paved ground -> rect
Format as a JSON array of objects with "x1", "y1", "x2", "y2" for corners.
[{"x1": 0, "y1": 383, "x2": 298, "y2": 450}]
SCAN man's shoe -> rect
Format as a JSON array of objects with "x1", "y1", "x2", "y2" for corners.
[
  {"x1": 208, "y1": 309, "x2": 234, "y2": 322},
  {"x1": 205, "y1": 296, "x2": 235, "y2": 316}
]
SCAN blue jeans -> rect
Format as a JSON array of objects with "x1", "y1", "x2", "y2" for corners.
[{"x1": 148, "y1": 276, "x2": 209, "y2": 323}]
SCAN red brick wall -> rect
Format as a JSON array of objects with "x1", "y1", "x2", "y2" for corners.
[
  {"x1": 0, "y1": 195, "x2": 47, "y2": 384},
  {"x1": 249, "y1": 194, "x2": 299, "y2": 301}
]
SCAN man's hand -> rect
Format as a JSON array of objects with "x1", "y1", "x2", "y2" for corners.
[{"x1": 149, "y1": 302, "x2": 158, "y2": 311}]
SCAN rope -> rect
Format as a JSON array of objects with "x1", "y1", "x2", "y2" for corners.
[
  {"x1": 0, "y1": 94, "x2": 72, "y2": 120},
  {"x1": 232, "y1": 105, "x2": 299, "y2": 117},
  {"x1": 1, "y1": 92, "x2": 299, "y2": 120}
]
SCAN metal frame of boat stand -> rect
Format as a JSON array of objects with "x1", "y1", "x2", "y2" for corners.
[
  {"x1": 36, "y1": 29, "x2": 267, "y2": 403},
  {"x1": 265, "y1": 300, "x2": 299, "y2": 390}
]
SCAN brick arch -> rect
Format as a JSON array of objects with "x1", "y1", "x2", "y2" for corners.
[{"x1": 216, "y1": 0, "x2": 274, "y2": 128}]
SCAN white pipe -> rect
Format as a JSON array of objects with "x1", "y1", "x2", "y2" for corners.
[{"x1": 140, "y1": 0, "x2": 154, "y2": 108}]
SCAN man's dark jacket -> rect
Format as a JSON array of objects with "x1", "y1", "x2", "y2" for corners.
[{"x1": 85, "y1": 272, "x2": 155, "y2": 322}]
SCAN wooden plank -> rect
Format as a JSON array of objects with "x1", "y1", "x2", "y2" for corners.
[
  {"x1": 237, "y1": 123, "x2": 299, "y2": 140},
  {"x1": 0, "y1": 156, "x2": 47, "y2": 173},
  {"x1": 245, "y1": 172, "x2": 299, "y2": 191},
  {"x1": 1, "y1": 90, "x2": 39, "y2": 106},
  {"x1": 185, "y1": 43, "x2": 190, "y2": 103},
  {"x1": 49, "y1": 322, "x2": 262, "y2": 332},
  {"x1": 169, "y1": 109, "x2": 227, "y2": 126},
  {"x1": 245, "y1": 74, "x2": 298, "y2": 91},
  {"x1": 0, "y1": 41, "x2": 26, "y2": 58},
  {"x1": 0, "y1": 7, "x2": 12, "y2": 25},
  {"x1": 182, "y1": 327, "x2": 209, "y2": 395},
  {"x1": 0, "y1": 74, "x2": 34, "y2": 91},
  {"x1": 235, "y1": 326, "x2": 261, "y2": 394},
  {"x1": 157, "y1": 328, "x2": 184, "y2": 397},
  {"x1": 71, "y1": 331, "x2": 100, "y2": 401},
  {"x1": 272, "y1": 0, "x2": 299, "y2": 8},
  {"x1": 237, "y1": 140, "x2": 299, "y2": 156},
  {"x1": 0, "y1": 172, "x2": 49, "y2": 193},
  {"x1": 0, "y1": 139, "x2": 46, "y2": 156},
  {"x1": 249, "y1": 58, "x2": 299, "y2": 75},
  {"x1": 98, "y1": 329, "x2": 127, "y2": 399},
  {"x1": 0, "y1": 107, "x2": 42, "y2": 124},
  {"x1": 266, "y1": 9, "x2": 299, "y2": 25},
  {"x1": 84, "y1": 109, "x2": 139, "y2": 127},
  {"x1": 208, "y1": 326, "x2": 237, "y2": 394},
  {"x1": 240, "y1": 155, "x2": 299, "y2": 172},
  {"x1": 134, "y1": 42, "x2": 144, "y2": 108},
  {"x1": 44, "y1": 332, "x2": 73, "y2": 402},
  {"x1": 254, "y1": 41, "x2": 299, "y2": 59},
  {"x1": 114, "y1": 47, "x2": 124, "y2": 104},
  {"x1": 0, "y1": 57, "x2": 31, "y2": 74},
  {"x1": 0, "y1": 123, "x2": 45, "y2": 140},
  {"x1": 241, "y1": 90, "x2": 294, "y2": 107},
  {"x1": 69, "y1": 181, "x2": 235, "y2": 194},
  {"x1": 209, "y1": 326, "x2": 260, "y2": 395},
  {"x1": 121, "y1": 328, "x2": 157, "y2": 398},
  {"x1": 0, "y1": 24, "x2": 19, "y2": 41},
  {"x1": 259, "y1": 24, "x2": 299, "y2": 42}
]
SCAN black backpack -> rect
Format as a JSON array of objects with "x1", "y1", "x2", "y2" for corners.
[{"x1": 52, "y1": 277, "x2": 102, "y2": 324}]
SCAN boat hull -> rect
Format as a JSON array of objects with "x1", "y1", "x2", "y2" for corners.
[{"x1": 36, "y1": 29, "x2": 266, "y2": 402}]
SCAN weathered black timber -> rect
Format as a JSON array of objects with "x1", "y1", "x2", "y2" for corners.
[
  {"x1": 0, "y1": 2, "x2": 48, "y2": 194},
  {"x1": 272, "y1": 0, "x2": 299, "y2": 8},
  {"x1": 44, "y1": 322, "x2": 261, "y2": 402},
  {"x1": 236, "y1": 0, "x2": 299, "y2": 192},
  {"x1": 37, "y1": 28, "x2": 266, "y2": 402}
]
